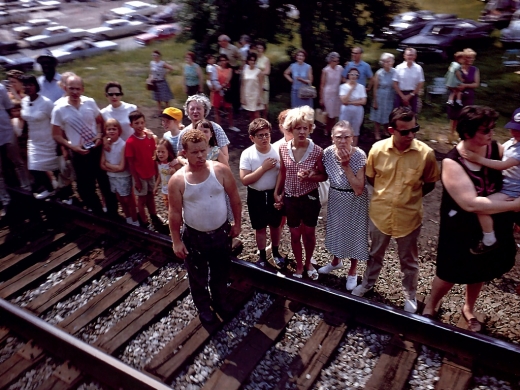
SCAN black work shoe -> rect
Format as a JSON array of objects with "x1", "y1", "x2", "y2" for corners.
[
  {"x1": 199, "y1": 310, "x2": 217, "y2": 323},
  {"x1": 470, "y1": 240, "x2": 500, "y2": 255}
]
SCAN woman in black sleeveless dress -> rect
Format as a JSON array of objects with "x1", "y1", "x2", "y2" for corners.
[{"x1": 423, "y1": 106, "x2": 520, "y2": 332}]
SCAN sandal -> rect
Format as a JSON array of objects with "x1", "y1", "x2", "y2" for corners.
[
  {"x1": 306, "y1": 268, "x2": 319, "y2": 281},
  {"x1": 292, "y1": 272, "x2": 303, "y2": 279},
  {"x1": 461, "y1": 310, "x2": 482, "y2": 333}
]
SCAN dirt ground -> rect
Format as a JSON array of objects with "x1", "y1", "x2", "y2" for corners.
[{"x1": 142, "y1": 104, "x2": 520, "y2": 345}]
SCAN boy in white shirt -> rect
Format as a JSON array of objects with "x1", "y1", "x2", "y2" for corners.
[{"x1": 205, "y1": 54, "x2": 222, "y2": 95}]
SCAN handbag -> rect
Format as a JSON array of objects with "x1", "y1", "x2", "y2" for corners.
[
  {"x1": 146, "y1": 78, "x2": 157, "y2": 91},
  {"x1": 298, "y1": 85, "x2": 317, "y2": 99}
]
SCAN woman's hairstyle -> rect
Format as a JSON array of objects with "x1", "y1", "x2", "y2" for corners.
[
  {"x1": 283, "y1": 106, "x2": 315, "y2": 133},
  {"x1": 154, "y1": 138, "x2": 176, "y2": 162},
  {"x1": 186, "y1": 51, "x2": 196, "y2": 61},
  {"x1": 463, "y1": 48, "x2": 477, "y2": 58},
  {"x1": 255, "y1": 40, "x2": 267, "y2": 50},
  {"x1": 181, "y1": 129, "x2": 208, "y2": 150},
  {"x1": 194, "y1": 119, "x2": 218, "y2": 147},
  {"x1": 348, "y1": 67, "x2": 360, "y2": 76},
  {"x1": 183, "y1": 94, "x2": 211, "y2": 118},
  {"x1": 128, "y1": 110, "x2": 145, "y2": 124},
  {"x1": 388, "y1": 106, "x2": 416, "y2": 129},
  {"x1": 326, "y1": 52, "x2": 340, "y2": 63},
  {"x1": 6, "y1": 70, "x2": 24, "y2": 80},
  {"x1": 205, "y1": 53, "x2": 216, "y2": 61},
  {"x1": 294, "y1": 49, "x2": 307, "y2": 59},
  {"x1": 153, "y1": 50, "x2": 161, "y2": 56},
  {"x1": 248, "y1": 118, "x2": 272, "y2": 137},
  {"x1": 379, "y1": 52, "x2": 395, "y2": 66},
  {"x1": 278, "y1": 109, "x2": 290, "y2": 134},
  {"x1": 247, "y1": 52, "x2": 257, "y2": 62},
  {"x1": 21, "y1": 74, "x2": 40, "y2": 93},
  {"x1": 454, "y1": 51, "x2": 465, "y2": 61},
  {"x1": 331, "y1": 120, "x2": 353, "y2": 136},
  {"x1": 105, "y1": 81, "x2": 123, "y2": 94},
  {"x1": 104, "y1": 118, "x2": 123, "y2": 136},
  {"x1": 456, "y1": 105, "x2": 498, "y2": 140}
]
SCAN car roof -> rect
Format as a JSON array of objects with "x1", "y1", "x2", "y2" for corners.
[{"x1": 125, "y1": 1, "x2": 147, "y2": 6}]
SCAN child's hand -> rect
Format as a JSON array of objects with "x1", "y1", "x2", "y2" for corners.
[
  {"x1": 460, "y1": 148, "x2": 479, "y2": 163},
  {"x1": 169, "y1": 158, "x2": 179, "y2": 168}
]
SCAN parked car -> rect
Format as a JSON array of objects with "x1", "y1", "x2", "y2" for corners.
[
  {"x1": 13, "y1": 18, "x2": 58, "y2": 39},
  {"x1": 0, "y1": 55, "x2": 34, "y2": 72},
  {"x1": 371, "y1": 10, "x2": 457, "y2": 44},
  {"x1": 87, "y1": 19, "x2": 145, "y2": 41},
  {"x1": 150, "y1": 4, "x2": 181, "y2": 24},
  {"x1": 51, "y1": 40, "x2": 119, "y2": 63},
  {"x1": 20, "y1": 0, "x2": 61, "y2": 9},
  {"x1": 501, "y1": 19, "x2": 520, "y2": 43},
  {"x1": 134, "y1": 24, "x2": 178, "y2": 46},
  {"x1": 122, "y1": 13, "x2": 151, "y2": 24},
  {"x1": 0, "y1": 40, "x2": 19, "y2": 55},
  {"x1": 25, "y1": 26, "x2": 85, "y2": 49},
  {"x1": 398, "y1": 19, "x2": 495, "y2": 59},
  {"x1": 479, "y1": 0, "x2": 520, "y2": 28},
  {"x1": 108, "y1": 1, "x2": 158, "y2": 20}
]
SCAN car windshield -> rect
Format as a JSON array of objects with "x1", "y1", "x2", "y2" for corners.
[{"x1": 422, "y1": 24, "x2": 455, "y2": 35}]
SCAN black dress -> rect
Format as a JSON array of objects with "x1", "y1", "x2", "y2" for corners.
[{"x1": 436, "y1": 141, "x2": 516, "y2": 284}]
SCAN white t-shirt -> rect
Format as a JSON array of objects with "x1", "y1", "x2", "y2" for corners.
[
  {"x1": 104, "y1": 137, "x2": 130, "y2": 177},
  {"x1": 393, "y1": 62, "x2": 425, "y2": 91},
  {"x1": 239, "y1": 144, "x2": 279, "y2": 191},
  {"x1": 51, "y1": 98, "x2": 100, "y2": 147},
  {"x1": 101, "y1": 102, "x2": 137, "y2": 141},
  {"x1": 163, "y1": 130, "x2": 181, "y2": 156},
  {"x1": 339, "y1": 83, "x2": 367, "y2": 101}
]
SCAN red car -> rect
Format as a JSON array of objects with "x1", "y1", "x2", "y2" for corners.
[{"x1": 134, "y1": 24, "x2": 178, "y2": 46}]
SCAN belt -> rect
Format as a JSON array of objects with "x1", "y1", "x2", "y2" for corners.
[
  {"x1": 184, "y1": 221, "x2": 229, "y2": 235},
  {"x1": 330, "y1": 186, "x2": 354, "y2": 192}
]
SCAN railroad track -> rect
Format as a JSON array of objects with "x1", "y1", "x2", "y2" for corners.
[{"x1": 0, "y1": 189, "x2": 519, "y2": 389}]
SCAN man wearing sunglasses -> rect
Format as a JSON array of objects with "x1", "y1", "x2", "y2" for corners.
[{"x1": 352, "y1": 107, "x2": 440, "y2": 314}]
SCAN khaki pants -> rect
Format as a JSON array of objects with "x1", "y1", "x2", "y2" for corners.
[{"x1": 360, "y1": 220, "x2": 421, "y2": 300}]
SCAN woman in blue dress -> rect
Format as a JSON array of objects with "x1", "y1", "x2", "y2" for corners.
[
  {"x1": 369, "y1": 53, "x2": 396, "y2": 140},
  {"x1": 284, "y1": 49, "x2": 314, "y2": 108}
]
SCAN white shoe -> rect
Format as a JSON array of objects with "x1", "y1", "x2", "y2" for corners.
[
  {"x1": 404, "y1": 298, "x2": 418, "y2": 314},
  {"x1": 228, "y1": 126, "x2": 240, "y2": 132},
  {"x1": 35, "y1": 190, "x2": 55, "y2": 200},
  {"x1": 318, "y1": 260, "x2": 343, "y2": 274},
  {"x1": 351, "y1": 284, "x2": 371, "y2": 297},
  {"x1": 346, "y1": 275, "x2": 357, "y2": 291},
  {"x1": 129, "y1": 220, "x2": 140, "y2": 227}
]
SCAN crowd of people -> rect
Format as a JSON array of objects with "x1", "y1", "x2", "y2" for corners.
[{"x1": 0, "y1": 43, "x2": 518, "y2": 330}]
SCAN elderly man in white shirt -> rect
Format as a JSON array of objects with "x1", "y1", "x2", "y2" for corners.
[{"x1": 392, "y1": 47, "x2": 424, "y2": 114}]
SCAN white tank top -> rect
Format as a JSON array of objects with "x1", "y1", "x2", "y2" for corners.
[{"x1": 183, "y1": 162, "x2": 227, "y2": 231}]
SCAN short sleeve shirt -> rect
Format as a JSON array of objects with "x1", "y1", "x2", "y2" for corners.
[
  {"x1": 38, "y1": 73, "x2": 62, "y2": 103},
  {"x1": 502, "y1": 139, "x2": 520, "y2": 183},
  {"x1": 393, "y1": 62, "x2": 425, "y2": 91},
  {"x1": 239, "y1": 144, "x2": 280, "y2": 191},
  {"x1": 101, "y1": 102, "x2": 137, "y2": 141},
  {"x1": 51, "y1": 97, "x2": 100, "y2": 147},
  {"x1": 125, "y1": 134, "x2": 156, "y2": 180},
  {"x1": 341, "y1": 61, "x2": 373, "y2": 87}
]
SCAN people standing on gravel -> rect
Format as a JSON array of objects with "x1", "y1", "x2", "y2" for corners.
[
  {"x1": 274, "y1": 106, "x2": 327, "y2": 280},
  {"x1": 352, "y1": 107, "x2": 440, "y2": 314},
  {"x1": 318, "y1": 120, "x2": 369, "y2": 291},
  {"x1": 51, "y1": 75, "x2": 117, "y2": 217},
  {"x1": 149, "y1": 50, "x2": 174, "y2": 115},
  {"x1": 392, "y1": 47, "x2": 424, "y2": 114},
  {"x1": 423, "y1": 106, "x2": 520, "y2": 331},
  {"x1": 100, "y1": 81, "x2": 137, "y2": 141},
  {"x1": 168, "y1": 129, "x2": 242, "y2": 323},
  {"x1": 240, "y1": 118, "x2": 284, "y2": 267},
  {"x1": 36, "y1": 51, "x2": 62, "y2": 103}
]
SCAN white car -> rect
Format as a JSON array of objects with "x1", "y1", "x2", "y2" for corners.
[
  {"x1": 87, "y1": 19, "x2": 145, "y2": 41},
  {"x1": 25, "y1": 26, "x2": 85, "y2": 48},
  {"x1": 108, "y1": 1, "x2": 158, "y2": 19},
  {"x1": 20, "y1": 0, "x2": 61, "y2": 10},
  {"x1": 13, "y1": 18, "x2": 58, "y2": 39},
  {"x1": 51, "y1": 40, "x2": 119, "y2": 63}
]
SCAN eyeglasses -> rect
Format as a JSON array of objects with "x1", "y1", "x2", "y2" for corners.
[
  {"x1": 255, "y1": 133, "x2": 271, "y2": 139},
  {"x1": 479, "y1": 125, "x2": 495, "y2": 135},
  {"x1": 348, "y1": 73, "x2": 359, "y2": 76},
  {"x1": 334, "y1": 135, "x2": 352, "y2": 141},
  {"x1": 394, "y1": 124, "x2": 420, "y2": 136},
  {"x1": 107, "y1": 93, "x2": 122, "y2": 97}
]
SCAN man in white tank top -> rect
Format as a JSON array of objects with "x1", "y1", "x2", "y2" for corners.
[{"x1": 168, "y1": 129, "x2": 242, "y2": 323}]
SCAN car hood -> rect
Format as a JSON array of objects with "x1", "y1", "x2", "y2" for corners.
[
  {"x1": 401, "y1": 35, "x2": 450, "y2": 46},
  {"x1": 87, "y1": 27, "x2": 111, "y2": 34},
  {"x1": 111, "y1": 8, "x2": 133, "y2": 16}
]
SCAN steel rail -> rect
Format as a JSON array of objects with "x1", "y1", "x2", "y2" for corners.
[{"x1": 0, "y1": 299, "x2": 171, "y2": 390}]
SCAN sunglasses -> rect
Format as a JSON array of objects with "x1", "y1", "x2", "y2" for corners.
[
  {"x1": 479, "y1": 126, "x2": 495, "y2": 135},
  {"x1": 107, "y1": 93, "x2": 123, "y2": 97},
  {"x1": 394, "y1": 124, "x2": 420, "y2": 136}
]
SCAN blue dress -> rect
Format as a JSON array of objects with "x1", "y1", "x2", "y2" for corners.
[
  {"x1": 369, "y1": 67, "x2": 396, "y2": 124},
  {"x1": 290, "y1": 62, "x2": 313, "y2": 108}
]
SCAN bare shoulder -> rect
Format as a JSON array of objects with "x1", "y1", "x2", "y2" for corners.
[
  {"x1": 212, "y1": 161, "x2": 232, "y2": 175},
  {"x1": 169, "y1": 167, "x2": 186, "y2": 188}
]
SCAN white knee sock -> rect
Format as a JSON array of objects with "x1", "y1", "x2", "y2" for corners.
[{"x1": 482, "y1": 231, "x2": 496, "y2": 246}]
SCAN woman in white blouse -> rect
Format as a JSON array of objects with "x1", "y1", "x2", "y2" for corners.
[
  {"x1": 339, "y1": 68, "x2": 367, "y2": 146},
  {"x1": 21, "y1": 75, "x2": 58, "y2": 199}
]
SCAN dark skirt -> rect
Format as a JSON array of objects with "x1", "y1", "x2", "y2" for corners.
[{"x1": 152, "y1": 79, "x2": 173, "y2": 102}]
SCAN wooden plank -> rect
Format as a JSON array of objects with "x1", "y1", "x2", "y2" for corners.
[
  {"x1": 59, "y1": 254, "x2": 166, "y2": 334},
  {"x1": 95, "y1": 271, "x2": 189, "y2": 354},
  {"x1": 0, "y1": 222, "x2": 45, "y2": 252},
  {"x1": 145, "y1": 282, "x2": 254, "y2": 382},
  {"x1": 275, "y1": 319, "x2": 348, "y2": 390},
  {"x1": 202, "y1": 298, "x2": 300, "y2": 390},
  {"x1": 0, "y1": 341, "x2": 44, "y2": 390},
  {"x1": 0, "y1": 232, "x2": 101, "y2": 299},
  {"x1": 364, "y1": 334, "x2": 418, "y2": 390},
  {"x1": 0, "y1": 326, "x2": 9, "y2": 343},
  {"x1": 0, "y1": 230, "x2": 68, "y2": 278},
  {"x1": 435, "y1": 357, "x2": 472, "y2": 390},
  {"x1": 36, "y1": 361, "x2": 83, "y2": 390},
  {"x1": 27, "y1": 243, "x2": 130, "y2": 315}
]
